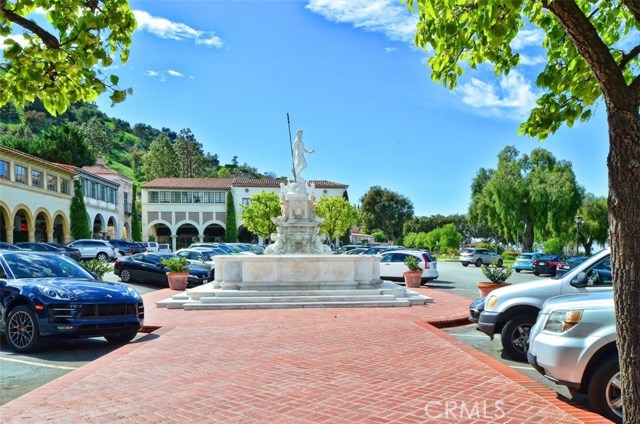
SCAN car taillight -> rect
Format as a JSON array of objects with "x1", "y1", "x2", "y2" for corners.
[
  {"x1": 422, "y1": 254, "x2": 430, "y2": 269},
  {"x1": 532, "y1": 259, "x2": 538, "y2": 265}
]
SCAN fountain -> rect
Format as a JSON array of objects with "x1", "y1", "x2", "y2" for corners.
[{"x1": 157, "y1": 129, "x2": 431, "y2": 309}]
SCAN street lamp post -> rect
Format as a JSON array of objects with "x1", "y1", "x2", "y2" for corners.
[{"x1": 574, "y1": 215, "x2": 583, "y2": 255}]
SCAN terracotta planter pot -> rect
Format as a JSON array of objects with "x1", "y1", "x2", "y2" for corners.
[
  {"x1": 167, "y1": 272, "x2": 188, "y2": 290},
  {"x1": 403, "y1": 270, "x2": 423, "y2": 288},
  {"x1": 477, "y1": 282, "x2": 510, "y2": 297}
]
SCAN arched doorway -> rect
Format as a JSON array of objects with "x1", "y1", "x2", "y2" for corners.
[
  {"x1": 34, "y1": 212, "x2": 49, "y2": 242},
  {"x1": 0, "y1": 206, "x2": 8, "y2": 242},
  {"x1": 93, "y1": 214, "x2": 105, "y2": 239},
  {"x1": 53, "y1": 215, "x2": 65, "y2": 243},
  {"x1": 203, "y1": 223, "x2": 225, "y2": 243},
  {"x1": 107, "y1": 216, "x2": 117, "y2": 240},
  {"x1": 13, "y1": 210, "x2": 29, "y2": 243},
  {"x1": 176, "y1": 224, "x2": 199, "y2": 250},
  {"x1": 149, "y1": 223, "x2": 172, "y2": 244}
]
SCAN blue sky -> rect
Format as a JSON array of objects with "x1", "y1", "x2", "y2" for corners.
[{"x1": 15, "y1": 1, "x2": 613, "y2": 216}]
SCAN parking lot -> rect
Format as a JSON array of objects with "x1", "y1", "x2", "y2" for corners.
[{"x1": 1, "y1": 260, "x2": 588, "y2": 410}]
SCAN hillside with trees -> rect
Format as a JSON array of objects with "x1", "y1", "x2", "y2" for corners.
[{"x1": 0, "y1": 100, "x2": 277, "y2": 184}]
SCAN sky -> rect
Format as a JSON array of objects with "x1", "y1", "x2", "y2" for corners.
[{"x1": 12, "y1": 1, "x2": 612, "y2": 217}]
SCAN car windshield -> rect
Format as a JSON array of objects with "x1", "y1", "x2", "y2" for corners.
[
  {"x1": 517, "y1": 254, "x2": 532, "y2": 260},
  {"x1": 3, "y1": 253, "x2": 94, "y2": 279}
]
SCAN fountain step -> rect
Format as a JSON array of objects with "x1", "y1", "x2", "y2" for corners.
[
  {"x1": 188, "y1": 288, "x2": 396, "y2": 300},
  {"x1": 199, "y1": 294, "x2": 397, "y2": 303},
  {"x1": 181, "y1": 299, "x2": 413, "y2": 310}
]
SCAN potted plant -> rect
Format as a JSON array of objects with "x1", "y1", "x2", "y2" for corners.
[
  {"x1": 161, "y1": 256, "x2": 189, "y2": 290},
  {"x1": 81, "y1": 259, "x2": 112, "y2": 280},
  {"x1": 477, "y1": 263, "x2": 513, "y2": 297},
  {"x1": 403, "y1": 255, "x2": 423, "y2": 288}
]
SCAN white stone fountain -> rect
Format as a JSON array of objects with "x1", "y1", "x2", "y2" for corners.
[{"x1": 156, "y1": 130, "x2": 431, "y2": 310}]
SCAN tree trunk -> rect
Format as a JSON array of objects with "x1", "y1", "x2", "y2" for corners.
[
  {"x1": 607, "y1": 105, "x2": 640, "y2": 422},
  {"x1": 523, "y1": 221, "x2": 534, "y2": 252}
]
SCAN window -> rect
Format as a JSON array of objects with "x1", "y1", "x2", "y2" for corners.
[
  {"x1": 193, "y1": 192, "x2": 202, "y2": 203},
  {"x1": 14, "y1": 165, "x2": 26, "y2": 184},
  {"x1": 0, "y1": 160, "x2": 8, "y2": 179},
  {"x1": 100, "y1": 185, "x2": 106, "y2": 201},
  {"x1": 31, "y1": 169, "x2": 43, "y2": 188},
  {"x1": 214, "y1": 192, "x2": 225, "y2": 203},
  {"x1": 182, "y1": 191, "x2": 193, "y2": 203},
  {"x1": 90, "y1": 182, "x2": 97, "y2": 198},
  {"x1": 149, "y1": 191, "x2": 159, "y2": 203},
  {"x1": 242, "y1": 198, "x2": 250, "y2": 206},
  {"x1": 203, "y1": 192, "x2": 215, "y2": 203},
  {"x1": 61, "y1": 179, "x2": 69, "y2": 194},
  {"x1": 159, "y1": 191, "x2": 171, "y2": 203},
  {"x1": 47, "y1": 175, "x2": 57, "y2": 191},
  {"x1": 171, "y1": 191, "x2": 181, "y2": 203}
]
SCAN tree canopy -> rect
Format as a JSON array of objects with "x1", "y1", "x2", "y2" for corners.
[
  {"x1": 141, "y1": 133, "x2": 179, "y2": 181},
  {"x1": 239, "y1": 191, "x2": 280, "y2": 239},
  {"x1": 360, "y1": 186, "x2": 414, "y2": 243},
  {"x1": 469, "y1": 146, "x2": 582, "y2": 252},
  {"x1": 315, "y1": 196, "x2": 359, "y2": 243},
  {"x1": 0, "y1": 0, "x2": 135, "y2": 115},
  {"x1": 406, "y1": 0, "x2": 640, "y2": 418}
]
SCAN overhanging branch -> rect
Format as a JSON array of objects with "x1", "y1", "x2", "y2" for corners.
[
  {"x1": 620, "y1": 44, "x2": 640, "y2": 70},
  {"x1": 1, "y1": 6, "x2": 60, "y2": 49}
]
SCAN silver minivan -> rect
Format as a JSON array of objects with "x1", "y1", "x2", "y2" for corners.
[{"x1": 527, "y1": 291, "x2": 620, "y2": 423}]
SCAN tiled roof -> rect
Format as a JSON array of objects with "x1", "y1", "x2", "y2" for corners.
[
  {"x1": 0, "y1": 145, "x2": 76, "y2": 175},
  {"x1": 82, "y1": 165, "x2": 119, "y2": 175},
  {"x1": 143, "y1": 178, "x2": 348, "y2": 190}
]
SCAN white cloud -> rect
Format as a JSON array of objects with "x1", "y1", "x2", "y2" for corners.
[
  {"x1": 145, "y1": 70, "x2": 160, "y2": 77},
  {"x1": 511, "y1": 29, "x2": 544, "y2": 50},
  {"x1": 384, "y1": 47, "x2": 396, "y2": 53},
  {"x1": 457, "y1": 71, "x2": 538, "y2": 120},
  {"x1": 519, "y1": 54, "x2": 546, "y2": 66},
  {"x1": 133, "y1": 10, "x2": 224, "y2": 48},
  {"x1": 306, "y1": 0, "x2": 417, "y2": 42},
  {"x1": 0, "y1": 34, "x2": 29, "y2": 49},
  {"x1": 167, "y1": 70, "x2": 184, "y2": 77}
]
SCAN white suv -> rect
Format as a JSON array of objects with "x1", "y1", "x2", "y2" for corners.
[
  {"x1": 67, "y1": 239, "x2": 116, "y2": 261},
  {"x1": 459, "y1": 248, "x2": 503, "y2": 267},
  {"x1": 140, "y1": 241, "x2": 159, "y2": 252},
  {"x1": 527, "y1": 291, "x2": 620, "y2": 423}
]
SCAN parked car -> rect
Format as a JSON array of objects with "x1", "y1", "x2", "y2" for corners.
[
  {"x1": 459, "y1": 248, "x2": 503, "y2": 267},
  {"x1": 528, "y1": 291, "x2": 620, "y2": 423},
  {"x1": 0, "y1": 242, "x2": 23, "y2": 250},
  {"x1": 555, "y1": 256, "x2": 589, "y2": 277},
  {"x1": 113, "y1": 252, "x2": 209, "y2": 287},
  {"x1": 361, "y1": 245, "x2": 404, "y2": 255},
  {"x1": 341, "y1": 247, "x2": 368, "y2": 255},
  {"x1": 140, "y1": 241, "x2": 159, "y2": 252},
  {"x1": 513, "y1": 252, "x2": 543, "y2": 273},
  {"x1": 158, "y1": 243, "x2": 171, "y2": 253},
  {"x1": 109, "y1": 239, "x2": 135, "y2": 257},
  {"x1": 532, "y1": 254, "x2": 568, "y2": 276},
  {"x1": 476, "y1": 249, "x2": 611, "y2": 361},
  {"x1": 378, "y1": 249, "x2": 439, "y2": 284},
  {"x1": 46, "y1": 242, "x2": 82, "y2": 262},
  {"x1": 189, "y1": 242, "x2": 234, "y2": 254},
  {"x1": 336, "y1": 245, "x2": 366, "y2": 254},
  {"x1": 175, "y1": 248, "x2": 217, "y2": 281},
  {"x1": 67, "y1": 239, "x2": 116, "y2": 261},
  {"x1": 0, "y1": 250, "x2": 144, "y2": 353},
  {"x1": 15, "y1": 242, "x2": 66, "y2": 255}
]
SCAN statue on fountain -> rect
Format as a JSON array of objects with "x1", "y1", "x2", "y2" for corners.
[{"x1": 264, "y1": 129, "x2": 330, "y2": 255}]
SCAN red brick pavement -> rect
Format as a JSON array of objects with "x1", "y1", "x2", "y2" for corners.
[{"x1": 0, "y1": 288, "x2": 611, "y2": 423}]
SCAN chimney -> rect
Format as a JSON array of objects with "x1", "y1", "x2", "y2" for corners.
[{"x1": 96, "y1": 155, "x2": 105, "y2": 166}]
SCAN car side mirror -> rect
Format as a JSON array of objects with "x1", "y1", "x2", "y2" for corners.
[{"x1": 570, "y1": 271, "x2": 588, "y2": 288}]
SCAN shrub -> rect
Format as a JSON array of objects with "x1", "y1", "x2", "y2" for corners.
[
  {"x1": 82, "y1": 259, "x2": 112, "y2": 280},
  {"x1": 404, "y1": 255, "x2": 421, "y2": 271},
  {"x1": 161, "y1": 256, "x2": 189, "y2": 272},
  {"x1": 481, "y1": 264, "x2": 513, "y2": 284}
]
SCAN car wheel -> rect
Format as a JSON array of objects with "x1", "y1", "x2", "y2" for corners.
[
  {"x1": 105, "y1": 329, "x2": 139, "y2": 345},
  {"x1": 588, "y1": 356, "x2": 623, "y2": 423},
  {"x1": 120, "y1": 268, "x2": 132, "y2": 283},
  {"x1": 462, "y1": 263, "x2": 468, "y2": 267},
  {"x1": 500, "y1": 315, "x2": 535, "y2": 361},
  {"x1": 6, "y1": 305, "x2": 43, "y2": 353},
  {"x1": 475, "y1": 259, "x2": 483, "y2": 267},
  {"x1": 96, "y1": 252, "x2": 109, "y2": 262},
  {"x1": 515, "y1": 269, "x2": 521, "y2": 273},
  {"x1": 533, "y1": 272, "x2": 540, "y2": 276},
  {"x1": 497, "y1": 259, "x2": 503, "y2": 267}
]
